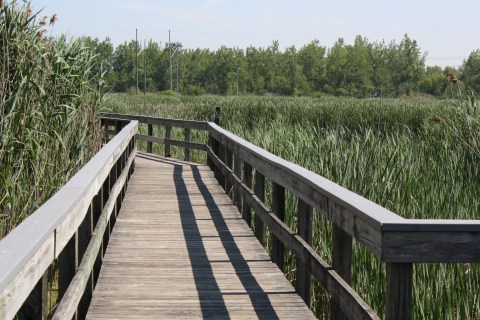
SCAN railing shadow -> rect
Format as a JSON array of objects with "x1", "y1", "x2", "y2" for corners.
[
  {"x1": 135, "y1": 153, "x2": 277, "y2": 318},
  {"x1": 190, "y1": 165, "x2": 281, "y2": 319}
]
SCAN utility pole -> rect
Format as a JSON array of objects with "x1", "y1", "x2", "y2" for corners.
[
  {"x1": 144, "y1": 39, "x2": 147, "y2": 96},
  {"x1": 135, "y1": 28, "x2": 138, "y2": 95},
  {"x1": 176, "y1": 51, "x2": 179, "y2": 92},
  {"x1": 169, "y1": 30, "x2": 173, "y2": 91},
  {"x1": 236, "y1": 67, "x2": 240, "y2": 96}
]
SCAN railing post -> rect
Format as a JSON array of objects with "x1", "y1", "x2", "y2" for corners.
[
  {"x1": 165, "y1": 125, "x2": 171, "y2": 157},
  {"x1": 225, "y1": 148, "x2": 233, "y2": 199},
  {"x1": 254, "y1": 171, "x2": 265, "y2": 245},
  {"x1": 147, "y1": 123, "x2": 153, "y2": 153},
  {"x1": 115, "y1": 120, "x2": 122, "y2": 135},
  {"x1": 296, "y1": 198, "x2": 313, "y2": 305},
  {"x1": 218, "y1": 143, "x2": 226, "y2": 189},
  {"x1": 242, "y1": 162, "x2": 252, "y2": 227},
  {"x1": 184, "y1": 128, "x2": 191, "y2": 161},
  {"x1": 234, "y1": 154, "x2": 242, "y2": 212},
  {"x1": 77, "y1": 203, "x2": 94, "y2": 319},
  {"x1": 386, "y1": 263, "x2": 413, "y2": 320},
  {"x1": 214, "y1": 106, "x2": 221, "y2": 126},
  {"x1": 207, "y1": 133, "x2": 214, "y2": 170},
  {"x1": 18, "y1": 272, "x2": 48, "y2": 320},
  {"x1": 331, "y1": 222, "x2": 353, "y2": 320},
  {"x1": 271, "y1": 182, "x2": 285, "y2": 270},
  {"x1": 58, "y1": 233, "x2": 77, "y2": 305}
]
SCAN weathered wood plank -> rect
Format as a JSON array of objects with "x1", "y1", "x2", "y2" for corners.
[{"x1": 87, "y1": 156, "x2": 316, "y2": 320}]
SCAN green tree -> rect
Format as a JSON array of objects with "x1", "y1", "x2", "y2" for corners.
[
  {"x1": 419, "y1": 66, "x2": 448, "y2": 96},
  {"x1": 325, "y1": 38, "x2": 348, "y2": 95},
  {"x1": 298, "y1": 40, "x2": 326, "y2": 92},
  {"x1": 460, "y1": 49, "x2": 480, "y2": 93},
  {"x1": 389, "y1": 34, "x2": 426, "y2": 95}
]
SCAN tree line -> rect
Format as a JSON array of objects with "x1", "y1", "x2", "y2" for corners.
[{"x1": 85, "y1": 35, "x2": 480, "y2": 97}]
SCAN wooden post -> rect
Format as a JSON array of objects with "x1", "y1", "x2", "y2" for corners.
[
  {"x1": 147, "y1": 123, "x2": 153, "y2": 153},
  {"x1": 386, "y1": 263, "x2": 413, "y2": 320},
  {"x1": 115, "y1": 120, "x2": 122, "y2": 135},
  {"x1": 207, "y1": 133, "x2": 214, "y2": 171},
  {"x1": 184, "y1": 128, "x2": 191, "y2": 161},
  {"x1": 207, "y1": 107, "x2": 220, "y2": 170},
  {"x1": 271, "y1": 182, "x2": 285, "y2": 270},
  {"x1": 331, "y1": 223, "x2": 353, "y2": 320},
  {"x1": 225, "y1": 148, "x2": 233, "y2": 199},
  {"x1": 234, "y1": 154, "x2": 242, "y2": 212},
  {"x1": 58, "y1": 233, "x2": 77, "y2": 303},
  {"x1": 218, "y1": 143, "x2": 226, "y2": 189},
  {"x1": 254, "y1": 171, "x2": 265, "y2": 245},
  {"x1": 18, "y1": 272, "x2": 48, "y2": 320},
  {"x1": 165, "y1": 125, "x2": 171, "y2": 157},
  {"x1": 77, "y1": 204, "x2": 95, "y2": 318},
  {"x1": 296, "y1": 198, "x2": 313, "y2": 305},
  {"x1": 242, "y1": 162, "x2": 252, "y2": 227},
  {"x1": 214, "y1": 106, "x2": 221, "y2": 126}
]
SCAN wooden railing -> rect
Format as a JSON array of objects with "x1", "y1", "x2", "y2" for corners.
[
  {"x1": 2, "y1": 112, "x2": 480, "y2": 320},
  {"x1": 0, "y1": 120, "x2": 137, "y2": 320},
  {"x1": 102, "y1": 113, "x2": 480, "y2": 320}
]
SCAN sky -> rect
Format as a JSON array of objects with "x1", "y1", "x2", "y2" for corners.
[{"x1": 30, "y1": 0, "x2": 480, "y2": 68}]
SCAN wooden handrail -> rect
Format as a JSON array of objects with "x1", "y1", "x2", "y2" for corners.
[
  {"x1": 97, "y1": 114, "x2": 480, "y2": 319},
  {"x1": 0, "y1": 120, "x2": 137, "y2": 320}
]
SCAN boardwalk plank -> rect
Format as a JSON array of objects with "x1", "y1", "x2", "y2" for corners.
[{"x1": 86, "y1": 155, "x2": 315, "y2": 320}]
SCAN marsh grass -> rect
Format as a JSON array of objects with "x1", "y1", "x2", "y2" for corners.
[{"x1": 0, "y1": 1, "x2": 105, "y2": 238}]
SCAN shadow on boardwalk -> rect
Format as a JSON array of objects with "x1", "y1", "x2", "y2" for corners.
[{"x1": 172, "y1": 161, "x2": 280, "y2": 319}]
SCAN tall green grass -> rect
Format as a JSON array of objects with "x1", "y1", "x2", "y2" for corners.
[
  {"x1": 104, "y1": 93, "x2": 479, "y2": 319},
  {"x1": 0, "y1": 1, "x2": 105, "y2": 238}
]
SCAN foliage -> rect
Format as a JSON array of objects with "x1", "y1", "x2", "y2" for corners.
[
  {"x1": 85, "y1": 34, "x2": 480, "y2": 97},
  {"x1": 0, "y1": 1, "x2": 105, "y2": 237}
]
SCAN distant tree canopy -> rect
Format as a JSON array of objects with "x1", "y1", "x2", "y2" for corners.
[{"x1": 84, "y1": 35, "x2": 479, "y2": 97}]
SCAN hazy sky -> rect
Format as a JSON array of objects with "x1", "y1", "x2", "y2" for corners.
[{"x1": 31, "y1": 0, "x2": 480, "y2": 68}]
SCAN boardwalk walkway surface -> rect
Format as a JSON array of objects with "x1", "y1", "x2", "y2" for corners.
[{"x1": 86, "y1": 153, "x2": 316, "y2": 319}]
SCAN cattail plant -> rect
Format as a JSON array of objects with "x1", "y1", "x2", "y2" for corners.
[{"x1": 0, "y1": 0, "x2": 105, "y2": 237}]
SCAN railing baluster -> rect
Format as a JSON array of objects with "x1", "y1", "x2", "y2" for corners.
[
  {"x1": 254, "y1": 171, "x2": 265, "y2": 245},
  {"x1": 184, "y1": 128, "x2": 191, "y2": 161},
  {"x1": 218, "y1": 142, "x2": 226, "y2": 189},
  {"x1": 234, "y1": 154, "x2": 242, "y2": 212},
  {"x1": 58, "y1": 233, "x2": 77, "y2": 303},
  {"x1": 386, "y1": 263, "x2": 413, "y2": 320},
  {"x1": 296, "y1": 198, "x2": 313, "y2": 305},
  {"x1": 225, "y1": 147, "x2": 233, "y2": 199},
  {"x1": 18, "y1": 272, "x2": 48, "y2": 320},
  {"x1": 165, "y1": 125, "x2": 171, "y2": 157},
  {"x1": 147, "y1": 123, "x2": 153, "y2": 153},
  {"x1": 242, "y1": 162, "x2": 252, "y2": 227},
  {"x1": 330, "y1": 201, "x2": 353, "y2": 320},
  {"x1": 271, "y1": 182, "x2": 285, "y2": 270}
]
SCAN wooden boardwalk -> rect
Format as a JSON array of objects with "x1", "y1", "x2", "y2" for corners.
[{"x1": 86, "y1": 153, "x2": 316, "y2": 319}]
